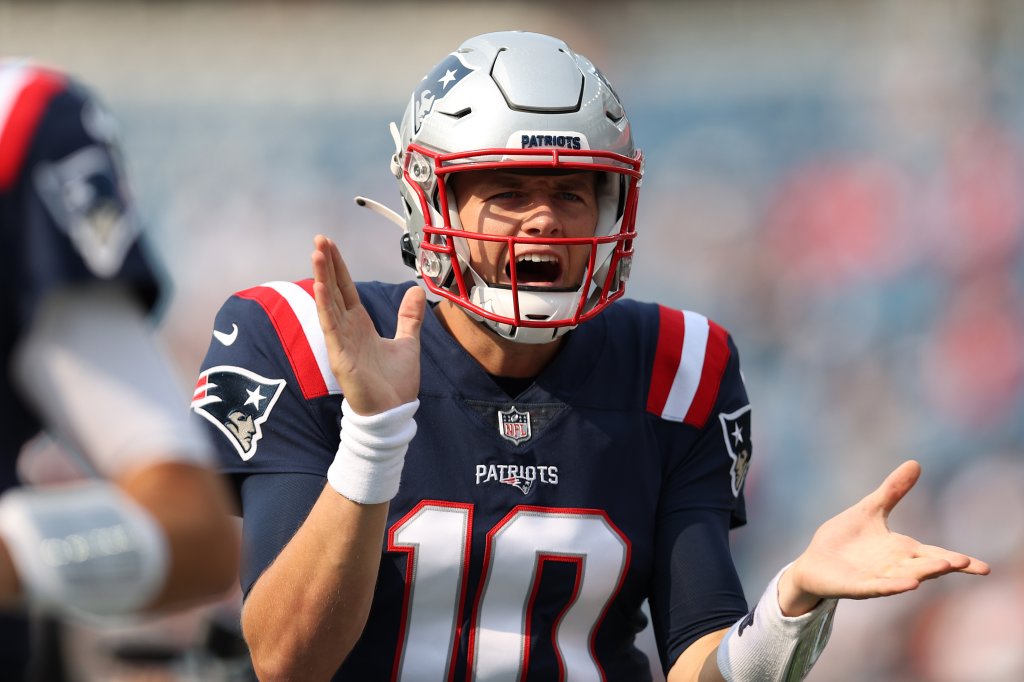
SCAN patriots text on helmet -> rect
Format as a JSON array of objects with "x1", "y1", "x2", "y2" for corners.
[{"x1": 520, "y1": 134, "x2": 582, "y2": 150}]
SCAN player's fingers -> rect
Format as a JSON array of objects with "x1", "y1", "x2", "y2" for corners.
[
  {"x1": 312, "y1": 236, "x2": 346, "y2": 313},
  {"x1": 866, "y1": 460, "x2": 921, "y2": 519},
  {"x1": 312, "y1": 235, "x2": 332, "y2": 286},
  {"x1": 312, "y1": 280, "x2": 340, "y2": 336},
  {"x1": 915, "y1": 544, "x2": 971, "y2": 570},
  {"x1": 880, "y1": 554, "x2": 981, "y2": 587},
  {"x1": 395, "y1": 286, "x2": 426, "y2": 342},
  {"x1": 327, "y1": 237, "x2": 361, "y2": 310},
  {"x1": 312, "y1": 235, "x2": 355, "y2": 313},
  {"x1": 915, "y1": 545, "x2": 991, "y2": 575},
  {"x1": 859, "y1": 575, "x2": 921, "y2": 598},
  {"x1": 959, "y1": 556, "x2": 991, "y2": 575},
  {"x1": 898, "y1": 555, "x2": 961, "y2": 582},
  {"x1": 312, "y1": 238, "x2": 343, "y2": 306}
]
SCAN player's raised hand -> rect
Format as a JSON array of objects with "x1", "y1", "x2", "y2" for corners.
[
  {"x1": 311, "y1": 234, "x2": 425, "y2": 416},
  {"x1": 778, "y1": 460, "x2": 990, "y2": 616}
]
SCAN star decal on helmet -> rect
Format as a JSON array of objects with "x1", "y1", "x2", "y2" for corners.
[
  {"x1": 191, "y1": 366, "x2": 286, "y2": 461},
  {"x1": 413, "y1": 53, "x2": 475, "y2": 133}
]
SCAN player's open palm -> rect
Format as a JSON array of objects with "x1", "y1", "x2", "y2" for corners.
[
  {"x1": 782, "y1": 460, "x2": 990, "y2": 611},
  {"x1": 311, "y1": 234, "x2": 425, "y2": 415}
]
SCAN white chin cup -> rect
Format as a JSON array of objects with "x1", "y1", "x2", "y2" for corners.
[{"x1": 469, "y1": 283, "x2": 581, "y2": 344}]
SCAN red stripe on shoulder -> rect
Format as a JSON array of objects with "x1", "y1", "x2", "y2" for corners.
[
  {"x1": 193, "y1": 374, "x2": 208, "y2": 400},
  {"x1": 0, "y1": 69, "x2": 67, "y2": 191},
  {"x1": 683, "y1": 319, "x2": 731, "y2": 427},
  {"x1": 646, "y1": 305, "x2": 685, "y2": 416},
  {"x1": 236, "y1": 283, "x2": 328, "y2": 399}
]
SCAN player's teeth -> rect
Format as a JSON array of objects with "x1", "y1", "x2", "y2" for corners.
[{"x1": 517, "y1": 254, "x2": 556, "y2": 263}]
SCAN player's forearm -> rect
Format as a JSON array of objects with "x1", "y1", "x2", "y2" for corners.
[
  {"x1": 667, "y1": 628, "x2": 728, "y2": 682},
  {"x1": 242, "y1": 483, "x2": 389, "y2": 681},
  {"x1": 118, "y1": 460, "x2": 239, "y2": 610}
]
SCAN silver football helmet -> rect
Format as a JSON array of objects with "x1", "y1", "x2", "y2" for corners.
[{"x1": 369, "y1": 31, "x2": 643, "y2": 344}]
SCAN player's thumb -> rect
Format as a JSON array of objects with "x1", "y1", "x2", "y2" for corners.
[
  {"x1": 395, "y1": 285, "x2": 426, "y2": 341},
  {"x1": 870, "y1": 459, "x2": 921, "y2": 519}
]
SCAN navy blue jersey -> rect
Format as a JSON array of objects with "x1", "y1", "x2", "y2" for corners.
[
  {"x1": 194, "y1": 279, "x2": 752, "y2": 679},
  {"x1": 0, "y1": 62, "x2": 160, "y2": 483}
]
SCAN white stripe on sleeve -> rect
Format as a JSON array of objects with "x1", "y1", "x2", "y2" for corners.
[{"x1": 660, "y1": 310, "x2": 709, "y2": 422}]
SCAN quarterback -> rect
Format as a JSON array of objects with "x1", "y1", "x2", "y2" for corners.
[{"x1": 194, "y1": 32, "x2": 988, "y2": 681}]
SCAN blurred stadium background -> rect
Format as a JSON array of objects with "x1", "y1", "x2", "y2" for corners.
[{"x1": 4, "y1": 0, "x2": 1023, "y2": 680}]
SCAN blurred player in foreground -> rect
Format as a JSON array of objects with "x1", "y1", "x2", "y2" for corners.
[
  {"x1": 0, "y1": 60, "x2": 239, "y2": 677},
  {"x1": 195, "y1": 31, "x2": 988, "y2": 680}
]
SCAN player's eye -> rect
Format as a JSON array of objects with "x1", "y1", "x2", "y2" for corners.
[{"x1": 489, "y1": 190, "x2": 522, "y2": 200}]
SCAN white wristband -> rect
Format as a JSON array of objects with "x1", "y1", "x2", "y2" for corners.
[
  {"x1": 716, "y1": 564, "x2": 838, "y2": 682},
  {"x1": 327, "y1": 399, "x2": 419, "y2": 504},
  {"x1": 0, "y1": 480, "x2": 169, "y2": 618}
]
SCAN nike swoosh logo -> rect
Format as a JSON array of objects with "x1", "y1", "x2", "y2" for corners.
[{"x1": 213, "y1": 323, "x2": 239, "y2": 346}]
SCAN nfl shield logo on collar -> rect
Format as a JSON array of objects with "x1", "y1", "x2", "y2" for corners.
[{"x1": 498, "y1": 406, "x2": 532, "y2": 445}]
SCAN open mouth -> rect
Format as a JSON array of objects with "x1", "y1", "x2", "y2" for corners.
[{"x1": 506, "y1": 253, "x2": 563, "y2": 286}]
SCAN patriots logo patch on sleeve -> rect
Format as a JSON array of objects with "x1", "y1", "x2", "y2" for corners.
[
  {"x1": 719, "y1": 404, "x2": 752, "y2": 497},
  {"x1": 191, "y1": 366, "x2": 286, "y2": 460}
]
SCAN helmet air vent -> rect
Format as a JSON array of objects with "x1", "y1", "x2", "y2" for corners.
[{"x1": 491, "y1": 46, "x2": 583, "y2": 113}]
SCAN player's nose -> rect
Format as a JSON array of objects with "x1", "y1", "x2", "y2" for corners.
[{"x1": 519, "y1": 197, "x2": 563, "y2": 236}]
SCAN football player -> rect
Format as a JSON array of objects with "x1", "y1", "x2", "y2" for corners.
[
  {"x1": 0, "y1": 60, "x2": 239, "y2": 675},
  {"x1": 195, "y1": 32, "x2": 988, "y2": 680}
]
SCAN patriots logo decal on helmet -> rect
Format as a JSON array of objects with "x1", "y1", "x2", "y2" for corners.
[
  {"x1": 192, "y1": 366, "x2": 286, "y2": 460},
  {"x1": 412, "y1": 53, "x2": 475, "y2": 133}
]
